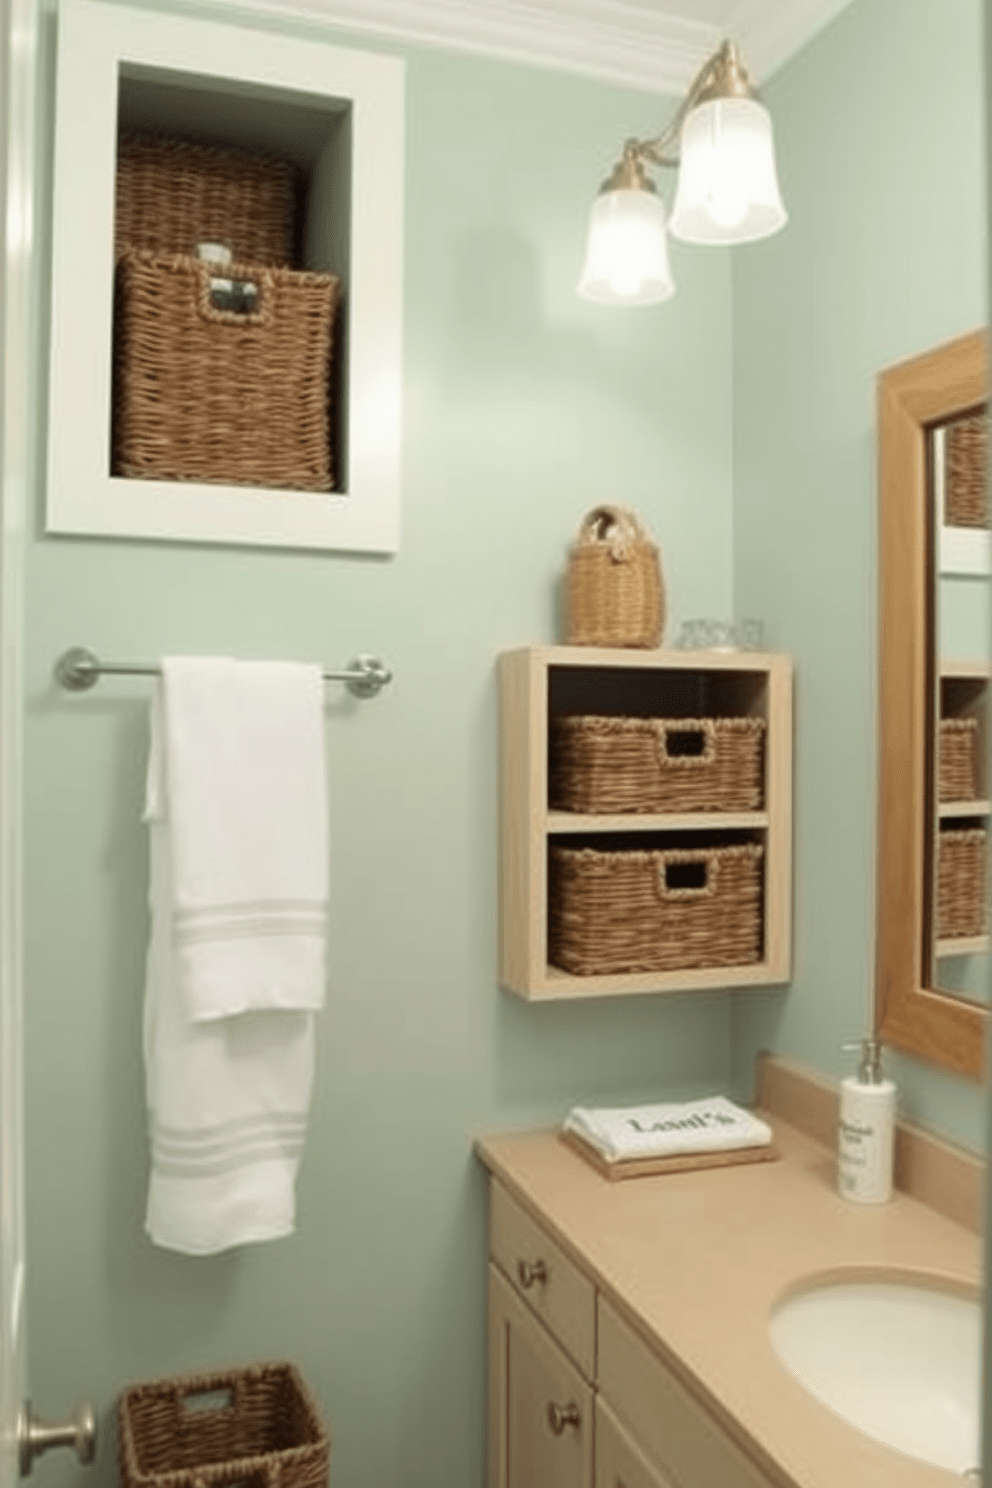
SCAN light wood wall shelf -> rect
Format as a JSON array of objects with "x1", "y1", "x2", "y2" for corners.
[{"x1": 498, "y1": 645, "x2": 793, "y2": 1000}]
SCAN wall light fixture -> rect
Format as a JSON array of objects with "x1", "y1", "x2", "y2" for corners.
[{"x1": 577, "y1": 39, "x2": 786, "y2": 306}]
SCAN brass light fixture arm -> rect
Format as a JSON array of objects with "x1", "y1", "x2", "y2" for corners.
[{"x1": 610, "y1": 39, "x2": 760, "y2": 183}]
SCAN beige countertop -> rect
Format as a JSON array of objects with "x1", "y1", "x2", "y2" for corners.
[{"x1": 475, "y1": 1111, "x2": 982, "y2": 1488}]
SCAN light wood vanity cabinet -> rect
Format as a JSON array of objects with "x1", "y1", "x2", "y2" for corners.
[
  {"x1": 498, "y1": 645, "x2": 793, "y2": 1000},
  {"x1": 486, "y1": 1180, "x2": 777, "y2": 1488}
]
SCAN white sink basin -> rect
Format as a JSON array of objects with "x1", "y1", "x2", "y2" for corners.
[{"x1": 769, "y1": 1275, "x2": 982, "y2": 1473}]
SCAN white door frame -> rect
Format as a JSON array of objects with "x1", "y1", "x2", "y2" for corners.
[{"x1": 0, "y1": 0, "x2": 35, "y2": 1483}]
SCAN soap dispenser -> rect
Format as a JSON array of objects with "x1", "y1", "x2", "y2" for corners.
[{"x1": 837, "y1": 1037, "x2": 896, "y2": 1204}]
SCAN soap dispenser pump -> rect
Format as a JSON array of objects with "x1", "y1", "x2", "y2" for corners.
[{"x1": 837, "y1": 1037, "x2": 896, "y2": 1204}]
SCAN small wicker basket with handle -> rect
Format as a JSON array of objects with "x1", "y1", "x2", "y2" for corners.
[{"x1": 565, "y1": 506, "x2": 665, "y2": 648}]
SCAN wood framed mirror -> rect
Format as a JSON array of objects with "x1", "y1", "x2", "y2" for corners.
[{"x1": 876, "y1": 328, "x2": 989, "y2": 1079}]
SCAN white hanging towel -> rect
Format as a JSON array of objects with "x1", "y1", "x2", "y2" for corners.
[
  {"x1": 563, "y1": 1096, "x2": 772, "y2": 1164},
  {"x1": 143, "y1": 657, "x2": 328, "y2": 1255}
]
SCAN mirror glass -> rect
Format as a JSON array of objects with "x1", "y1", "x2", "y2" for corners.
[{"x1": 931, "y1": 407, "x2": 990, "y2": 1004}]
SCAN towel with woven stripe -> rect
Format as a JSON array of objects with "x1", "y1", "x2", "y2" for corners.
[{"x1": 142, "y1": 657, "x2": 327, "y2": 1254}]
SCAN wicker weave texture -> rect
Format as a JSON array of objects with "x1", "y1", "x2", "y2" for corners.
[
  {"x1": 565, "y1": 506, "x2": 665, "y2": 648},
  {"x1": 548, "y1": 842, "x2": 763, "y2": 975},
  {"x1": 113, "y1": 251, "x2": 337, "y2": 491},
  {"x1": 550, "y1": 715, "x2": 765, "y2": 814},
  {"x1": 945, "y1": 414, "x2": 988, "y2": 529},
  {"x1": 116, "y1": 134, "x2": 298, "y2": 267},
  {"x1": 936, "y1": 828, "x2": 987, "y2": 940},
  {"x1": 117, "y1": 1362, "x2": 330, "y2": 1488},
  {"x1": 939, "y1": 719, "x2": 979, "y2": 802}
]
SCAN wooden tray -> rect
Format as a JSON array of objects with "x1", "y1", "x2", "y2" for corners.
[{"x1": 561, "y1": 1127, "x2": 779, "y2": 1182}]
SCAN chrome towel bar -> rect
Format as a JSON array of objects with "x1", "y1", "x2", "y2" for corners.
[{"x1": 54, "y1": 646, "x2": 393, "y2": 700}]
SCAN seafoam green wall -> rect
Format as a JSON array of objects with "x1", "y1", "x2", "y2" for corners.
[
  {"x1": 23, "y1": 10, "x2": 736, "y2": 1488},
  {"x1": 730, "y1": 0, "x2": 990, "y2": 1144}
]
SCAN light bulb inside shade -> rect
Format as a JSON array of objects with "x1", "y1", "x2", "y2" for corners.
[
  {"x1": 577, "y1": 188, "x2": 674, "y2": 305},
  {"x1": 669, "y1": 96, "x2": 787, "y2": 245}
]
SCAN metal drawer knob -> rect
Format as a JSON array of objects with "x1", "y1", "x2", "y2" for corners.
[
  {"x1": 547, "y1": 1401, "x2": 581, "y2": 1436},
  {"x1": 517, "y1": 1258, "x2": 548, "y2": 1289}
]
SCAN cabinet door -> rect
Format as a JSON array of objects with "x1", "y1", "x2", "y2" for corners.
[
  {"x1": 596, "y1": 1399, "x2": 677, "y2": 1488},
  {"x1": 488, "y1": 1264, "x2": 593, "y2": 1488},
  {"x1": 598, "y1": 1299, "x2": 774, "y2": 1488}
]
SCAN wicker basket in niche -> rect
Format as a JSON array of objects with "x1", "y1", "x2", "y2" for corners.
[
  {"x1": 115, "y1": 133, "x2": 299, "y2": 268},
  {"x1": 550, "y1": 715, "x2": 765, "y2": 814},
  {"x1": 548, "y1": 841, "x2": 764, "y2": 976},
  {"x1": 565, "y1": 506, "x2": 665, "y2": 649},
  {"x1": 936, "y1": 827, "x2": 987, "y2": 941},
  {"x1": 944, "y1": 413, "x2": 988, "y2": 529},
  {"x1": 939, "y1": 718, "x2": 979, "y2": 802},
  {"x1": 117, "y1": 1361, "x2": 330, "y2": 1488},
  {"x1": 112, "y1": 250, "x2": 338, "y2": 491}
]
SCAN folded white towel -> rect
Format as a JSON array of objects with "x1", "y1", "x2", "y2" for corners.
[
  {"x1": 153, "y1": 656, "x2": 328, "y2": 1020},
  {"x1": 563, "y1": 1097, "x2": 772, "y2": 1164},
  {"x1": 142, "y1": 658, "x2": 327, "y2": 1254}
]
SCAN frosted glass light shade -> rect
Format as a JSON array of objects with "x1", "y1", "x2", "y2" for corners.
[
  {"x1": 576, "y1": 188, "x2": 674, "y2": 305},
  {"x1": 669, "y1": 96, "x2": 786, "y2": 245}
]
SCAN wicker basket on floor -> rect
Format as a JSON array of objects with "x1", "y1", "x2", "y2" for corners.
[
  {"x1": 118, "y1": 1362, "x2": 330, "y2": 1488},
  {"x1": 550, "y1": 715, "x2": 765, "y2": 814},
  {"x1": 936, "y1": 828, "x2": 987, "y2": 940},
  {"x1": 112, "y1": 249, "x2": 338, "y2": 491},
  {"x1": 945, "y1": 414, "x2": 988, "y2": 529},
  {"x1": 115, "y1": 133, "x2": 299, "y2": 267},
  {"x1": 939, "y1": 718, "x2": 979, "y2": 802},
  {"x1": 548, "y1": 841, "x2": 763, "y2": 975}
]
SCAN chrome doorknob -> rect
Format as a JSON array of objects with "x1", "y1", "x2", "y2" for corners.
[{"x1": 18, "y1": 1400, "x2": 97, "y2": 1476}]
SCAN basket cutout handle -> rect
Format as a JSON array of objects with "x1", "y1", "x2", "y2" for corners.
[
  {"x1": 178, "y1": 1386, "x2": 235, "y2": 1416},
  {"x1": 194, "y1": 261, "x2": 274, "y2": 328},
  {"x1": 656, "y1": 852, "x2": 719, "y2": 900},
  {"x1": 655, "y1": 719, "x2": 716, "y2": 768},
  {"x1": 574, "y1": 505, "x2": 653, "y2": 564}
]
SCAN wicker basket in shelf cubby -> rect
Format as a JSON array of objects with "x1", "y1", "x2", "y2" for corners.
[
  {"x1": 117, "y1": 1362, "x2": 330, "y2": 1488},
  {"x1": 936, "y1": 828, "x2": 987, "y2": 940},
  {"x1": 113, "y1": 250, "x2": 338, "y2": 491},
  {"x1": 548, "y1": 841, "x2": 764, "y2": 976},
  {"x1": 938, "y1": 718, "x2": 979, "y2": 802},
  {"x1": 112, "y1": 132, "x2": 339, "y2": 494},
  {"x1": 115, "y1": 133, "x2": 300, "y2": 268},
  {"x1": 945, "y1": 413, "x2": 988, "y2": 529},
  {"x1": 550, "y1": 715, "x2": 765, "y2": 814}
]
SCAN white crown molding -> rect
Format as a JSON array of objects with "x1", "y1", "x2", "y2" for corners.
[{"x1": 201, "y1": 0, "x2": 855, "y2": 94}]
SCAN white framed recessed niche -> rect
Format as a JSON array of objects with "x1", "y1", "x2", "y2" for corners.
[{"x1": 47, "y1": 0, "x2": 405, "y2": 553}]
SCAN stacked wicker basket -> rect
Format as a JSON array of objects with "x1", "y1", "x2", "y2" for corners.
[
  {"x1": 548, "y1": 712, "x2": 767, "y2": 976},
  {"x1": 936, "y1": 711, "x2": 986, "y2": 943},
  {"x1": 944, "y1": 413, "x2": 988, "y2": 529},
  {"x1": 937, "y1": 828, "x2": 987, "y2": 942},
  {"x1": 112, "y1": 134, "x2": 339, "y2": 492}
]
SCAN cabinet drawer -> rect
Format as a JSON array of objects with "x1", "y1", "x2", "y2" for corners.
[
  {"x1": 490, "y1": 1182, "x2": 596, "y2": 1379},
  {"x1": 596, "y1": 1398, "x2": 676, "y2": 1488},
  {"x1": 598, "y1": 1299, "x2": 773, "y2": 1488}
]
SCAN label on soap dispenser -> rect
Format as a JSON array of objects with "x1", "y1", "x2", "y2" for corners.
[{"x1": 837, "y1": 1077, "x2": 895, "y2": 1204}]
